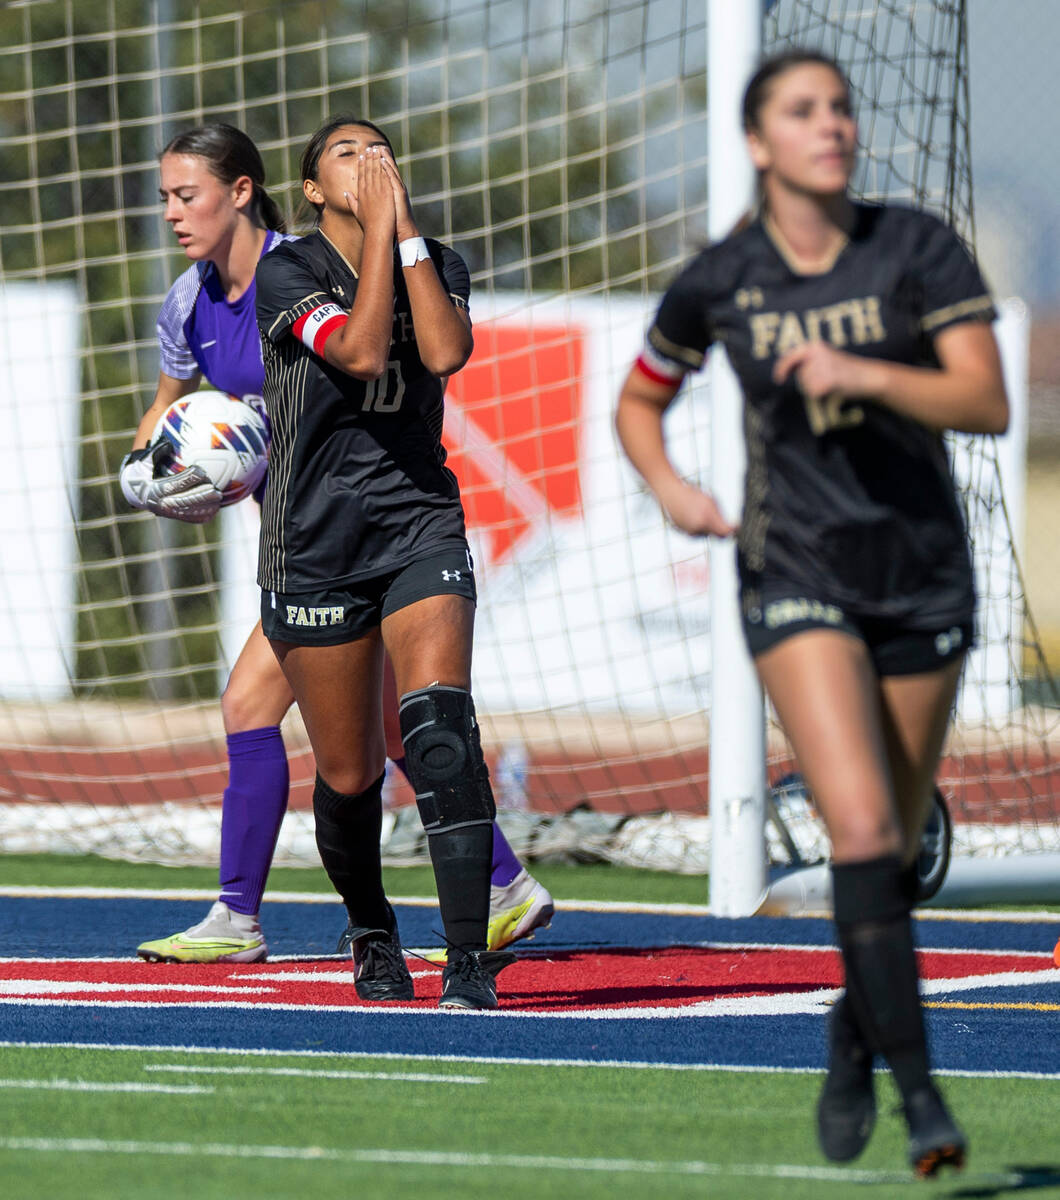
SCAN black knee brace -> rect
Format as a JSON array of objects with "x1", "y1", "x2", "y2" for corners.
[{"x1": 398, "y1": 685, "x2": 495, "y2": 834}]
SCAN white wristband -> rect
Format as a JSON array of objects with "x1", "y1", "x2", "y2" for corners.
[{"x1": 398, "y1": 236, "x2": 429, "y2": 268}]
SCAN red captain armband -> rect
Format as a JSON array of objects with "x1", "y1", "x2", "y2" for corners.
[
  {"x1": 634, "y1": 343, "x2": 686, "y2": 387},
  {"x1": 291, "y1": 303, "x2": 348, "y2": 357}
]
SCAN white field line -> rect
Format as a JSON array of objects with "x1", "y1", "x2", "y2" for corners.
[
  {"x1": 0, "y1": 886, "x2": 711, "y2": 915},
  {"x1": 921, "y1": 967, "x2": 1060, "y2": 995},
  {"x1": 3, "y1": 943, "x2": 1053, "y2": 967},
  {"x1": 0, "y1": 1078, "x2": 212, "y2": 1095},
  {"x1": 225, "y1": 969, "x2": 437, "y2": 983},
  {"x1": 144, "y1": 1064, "x2": 486, "y2": 1084},
  {"x1": 0, "y1": 1134, "x2": 936, "y2": 1185},
  {"x1": 0, "y1": 980, "x2": 277, "y2": 996},
  {"x1": 1, "y1": 963, "x2": 1055, "y2": 1018},
  {"x1": 0, "y1": 886, "x2": 427, "y2": 905},
  {"x1": 4, "y1": 1040, "x2": 1060, "y2": 1080},
  {"x1": 3, "y1": 885, "x2": 1059, "y2": 924}
]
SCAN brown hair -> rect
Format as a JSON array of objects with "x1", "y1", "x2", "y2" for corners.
[
  {"x1": 741, "y1": 50, "x2": 851, "y2": 132},
  {"x1": 162, "y1": 123, "x2": 286, "y2": 232}
]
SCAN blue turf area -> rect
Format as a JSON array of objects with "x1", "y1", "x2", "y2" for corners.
[
  {"x1": 7, "y1": 1000, "x2": 1057, "y2": 1076},
  {"x1": 1, "y1": 895, "x2": 1056, "y2": 1076},
  {"x1": 0, "y1": 895, "x2": 1054, "y2": 958}
]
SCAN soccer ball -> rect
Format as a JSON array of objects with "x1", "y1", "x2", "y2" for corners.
[{"x1": 151, "y1": 390, "x2": 269, "y2": 506}]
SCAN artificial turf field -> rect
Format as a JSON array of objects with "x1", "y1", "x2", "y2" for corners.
[{"x1": 1, "y1": 857, "x2": 1058, "y2": 1199}]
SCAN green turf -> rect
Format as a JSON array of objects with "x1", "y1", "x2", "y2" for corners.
[
  {"x1": 5, "y1": 854, "x2": 1059, "y2": 915},
  {"x1": 0, "y1": 854, "x2": 713, "y2": 906},
  {"x1": 0, "y1": 1046, "x2": 1057, "y2": 1199}
]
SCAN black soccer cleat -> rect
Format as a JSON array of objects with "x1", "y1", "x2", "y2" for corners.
[
  {"x1": 439, "y1": 948, "x2": 516, "y2": 1011},
  {"x1": 337, "y1": 911, "x2": 415, "y2": 1002},
  {"x1": 903, "y1": 1086, "x2": 967, "y2": 1178},
  {"x1": 816, "y1": 995, "x2": 877, "y2": 1162}
]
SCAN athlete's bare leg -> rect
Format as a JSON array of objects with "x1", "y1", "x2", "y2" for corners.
[
  {"x1": 381, "y1": 592, "x2": 474, "y2": 692},
  {"x1": 270, "y1": 631, "x2": 386, "y2": 794},
  {"x1": 879, "y1": 659, "x2": 964, "y2": 863},
  {"x1": 381, "y1": 651, "x2": 404, "y2": 760},
  {"x1": 756, "y1": 627, "x2": 961, "y2": 1159},
  {"x1": 754, "y1": 629, "x2": 900, "y2": 863},
  {"x1": 222, "y1": 620, "x2": 296, "y2": 733}
]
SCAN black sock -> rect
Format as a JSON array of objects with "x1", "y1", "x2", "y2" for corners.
[
  {"x1": 313, "y1": 773, "x2": 390, "y2": 931},
  {"x1": 902, "y1": 856, "x2": 921, "y2": 907},
  {"x1": 832, "y1": 854, "x2": 933, "y2": 1101},
  {"x1": 427, "y1": 822, "x2": 493, "y2": 952}
]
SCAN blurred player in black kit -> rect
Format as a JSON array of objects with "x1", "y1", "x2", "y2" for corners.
[
  {"x1": 255, "y1": 116, "x2": 516, "y2": 1010},
  {"x1": 616, "y1": 51, "x2": 1008, "y2": 1176}
]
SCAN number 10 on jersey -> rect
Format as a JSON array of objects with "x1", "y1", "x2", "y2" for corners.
[{"x1": 362, "y1": 359, "x2": 406, "y2": 413}]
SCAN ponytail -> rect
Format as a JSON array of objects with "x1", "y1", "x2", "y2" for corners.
[{"x1": 254, "y1": 186, "x2": 287, "y2": 233}]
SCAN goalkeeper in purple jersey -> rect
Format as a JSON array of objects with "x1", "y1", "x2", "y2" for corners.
[
  {"x1": 617, "y1": 52, "x2": 1008, "y2": 1176},
  {"x1": 118, "y1": 123, "x2": 552, "y2": 967}
]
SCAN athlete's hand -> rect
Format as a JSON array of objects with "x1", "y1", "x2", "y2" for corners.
[
  {"x1": 656, "y1": 478, "x2": 737, "y2": 538},
  {"x1": 773, "y1": 339, "x2": 880, "y2": 401},
  {"x1": 346, "y1": 149, "x2": 396, "y2": 237},
  {"x1": 119, "y1": 445, "x2": 222, "y2": 524},
  {"x1": 378, "y1": 151, "x2": 417, "y2": 242}
]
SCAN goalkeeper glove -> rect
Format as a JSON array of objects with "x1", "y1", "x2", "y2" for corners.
[{"x1": 119, "y1": 442, "x2": 222, "y2": 524}]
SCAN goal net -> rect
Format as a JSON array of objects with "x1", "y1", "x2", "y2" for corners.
[{"x1": 1, "y1": 0, "x2": 1056, "y2": 894}]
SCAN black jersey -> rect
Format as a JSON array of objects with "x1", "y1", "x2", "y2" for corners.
[
  {"x1": 640, "y1": 203, "x2": 995, "y2": 627},
  {"x1": 254, "y1": 230, "x2": 471, "y2": 591}
]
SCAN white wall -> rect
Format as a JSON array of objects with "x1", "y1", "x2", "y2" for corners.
[{"x1": 0, "y1": 282, "x2": 80, "y2": 700}]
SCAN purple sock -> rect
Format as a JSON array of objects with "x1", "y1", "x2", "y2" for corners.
[
  {"x1": 218, "y1": 726, "x2": 289, "y2": 916},
  {"x1": 392, "y1": 754, "x2": 524, "y2": 888},
  {"x1": 490, "y1": 823, "x2": 523, "y2": 888}
]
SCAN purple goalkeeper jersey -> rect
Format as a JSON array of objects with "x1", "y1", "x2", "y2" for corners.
[{"x1": 155, "y1": 230, "x2": 294, "y2": 397}]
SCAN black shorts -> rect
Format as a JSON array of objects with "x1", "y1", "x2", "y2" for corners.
[
  {"x1": 261, "y1": 544, "x2": 476, "y2": 646},
  {"x1": 741, "y1": 591, "x2": 974, "y2": 677}
]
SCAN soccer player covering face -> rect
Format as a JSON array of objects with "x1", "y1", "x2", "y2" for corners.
[
  {"x1": 121, "y1": 123, "x2": 551, "y2": 973},
  {"x1": 255, "y1": 117, "x2": 519, "y2": 1009},
  {"x1": 616, "y1": 52, "x2": 1008, "y2": 1175}
]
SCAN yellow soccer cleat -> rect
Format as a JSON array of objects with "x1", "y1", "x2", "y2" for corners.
[
  {"x1": 487, "y1": 868, "x2": 554, "y2": 951},
  {"x1": 137, "y1": 900, "x2": 267, "y2": 964}
]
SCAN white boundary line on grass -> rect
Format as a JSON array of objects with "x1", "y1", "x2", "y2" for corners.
[
  {"x1": 2, "y1": 1040, "x2": 1060, "y2": 1080},
  {"x1": 1, "y1": 885, "x2": 1057, "y2": 923},
  {"x1": 0, "y1": 1078, "x2": 212, "y2": 1094},
  {"x1": 0, "y1": 1134, "x2": 1003, "y2": 1185},
  {"x1": 142, "y1": 1064, "x2": 487, "y2": 1084}
]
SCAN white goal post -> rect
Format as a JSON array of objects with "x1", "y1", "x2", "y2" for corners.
[{"x1": 706, "y1": 0, "x2": 767, "y2": 915}]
